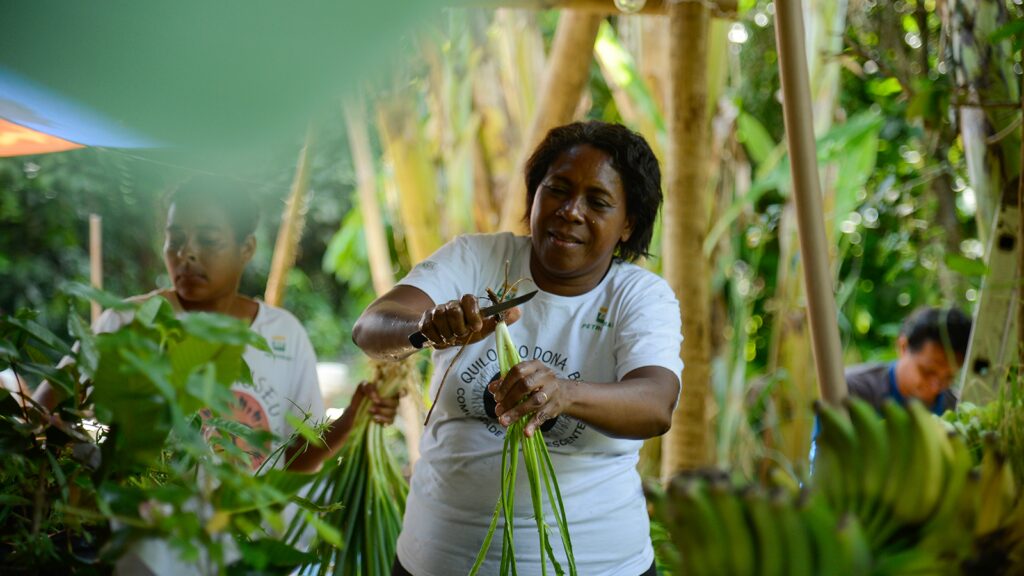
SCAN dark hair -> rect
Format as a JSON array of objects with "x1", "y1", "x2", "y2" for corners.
[
  {"x1": 524, "y1": 121, "x2": 662, "y2": 262},
  {"x1": 901, "y1": 306, "x2": 972, "y2": 357},
  {"x1": 165, "y1": 175, "x2": 260, "y2": 241}
]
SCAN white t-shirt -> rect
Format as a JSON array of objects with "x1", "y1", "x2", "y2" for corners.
[
  {"x1": 396, "y1": 233, "x2": 684, "y2": 576},
  {"x1": 101, "y1": 291, "x2": 325, "y2": 576}
]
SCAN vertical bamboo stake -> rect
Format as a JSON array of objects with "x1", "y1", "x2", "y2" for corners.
[
  {"x1": 265, "y1": 130, "x2": 314, "y2": 307},
  {"x1": 344, "y1": 100, "x2": 423, "y2": 467},
  {"x1": 661, "y1": 0, "x2": 714, "y2": 481},
  {"x1": 774, "y1": 0, "x2": 846, "y2": 406},
  {"x1": 89, "y1": 214, "x2": 102, "y2": 324},
  {"x1": 498, "y1": 11, "x2": 603, "y2": 233},
  {"x1": 1018, "y1": 71, "x2": 1024, "y2": 369},
  {"x1": 377, "y1": 98, "x2": 443, "y2": 265}
]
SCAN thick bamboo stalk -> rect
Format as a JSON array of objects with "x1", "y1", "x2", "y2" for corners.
[
  {"x1": 377, "y1": 99, "x2": 443, "y2": 264},
  {"x1": 457, "y1": 0, "x2": 738, "y2": 17},
  {"x1": 344, "y1": 100, "x2": 424, "y2": 467},
  {"x1": 498, "y1": 11, "x2": 603, "y2": 233},
  {"x1": 1019, "y1": 71, "x2": 1024, "y2": 369},
  {"x1": 773, "y1": 0, "x2": 846, "y2": 406},
  {"x1": 265, "y1": 130, "x2": 314, "y2": 307},
  {"x1": 661, "y1": 0, "x2": 713, "y2": 480},
  {"x1": 89, "y1": 214, "x2": 102, "y2": 324}
]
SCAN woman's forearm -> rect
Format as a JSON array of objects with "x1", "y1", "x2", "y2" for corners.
[
  {"x1": 562, "y1": 369, "x2": 679, "y2": 440},
  {"x1": 351, "y1": 300, "x2": 423, "y2": 361}
]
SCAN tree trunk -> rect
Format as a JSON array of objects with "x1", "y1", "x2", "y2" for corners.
[
  {"x1": 498, "y1": 11, "x2": 603, "y2": 233},
  {"x1": 661, "y1": 0, "x2": 713, "y2": 480},
  {"x1": 265, "y1": 130, "x2": 314, "y2": 307},
  {"x1": 946, "y1": 0, "x2": 1021, "y2": 246}
]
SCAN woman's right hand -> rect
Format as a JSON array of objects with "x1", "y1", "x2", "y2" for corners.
[{"x1": 416, "y1": 293, "x2": 521, "y2": 350}]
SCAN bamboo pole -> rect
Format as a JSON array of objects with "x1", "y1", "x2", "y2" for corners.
[
  {"x1": 498, "y1": 11, "x2": 603, "y2": 233},
  {"x1": 344, "y1": 100, "x2": 424, "y2": 468},
  {"x1": 89, "y1": 214, "x2": 102, "y2": 324},
  {"x1": 457, "y1": 0, "x2": 738, "y2": 17},
  {"x1": 1018, "y1": 70, "x2": 1024, "y2": 371},
  {"x1": 773, "y1": 0, "x2": 846, "y2": 406},
  {"x1": 264, "y1": 130, "x2": 314, "y2": 307},
  {"x1": 661, "y1": 0, "x2": 713, "y2": 481},
  {"x1": 377, "y1": 98, "x2": 444, "y2": 265}
]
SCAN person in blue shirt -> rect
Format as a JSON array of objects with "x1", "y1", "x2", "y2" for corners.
[
  {"x1": 845, "y1": 306, "x2": 972, "y2": 416},
  {"x1": 809, "y1": 306, "x2": 971, "y2": 468}
]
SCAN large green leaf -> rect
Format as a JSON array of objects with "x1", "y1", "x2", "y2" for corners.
[
  {"x1": 61, "y1": 282, "x2": 134, "y2": 312},
  {"x1": 737, "y1": 112, "x2": 779, "y2": 167},
  {"x1": 67, "y1": 311, "x2": 98, "y2": 378}
]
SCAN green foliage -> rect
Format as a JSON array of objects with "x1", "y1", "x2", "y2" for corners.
[{"x1": 0, "y1": 291, "x2": 335, "y2": 573}]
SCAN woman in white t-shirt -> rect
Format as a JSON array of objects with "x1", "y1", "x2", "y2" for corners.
[
  {"x1": 354, "y1": 121, "x2": 684, "y2": 576},
  {"x1": 34, "y1": 176, "x2": 399, "y2": 473}
]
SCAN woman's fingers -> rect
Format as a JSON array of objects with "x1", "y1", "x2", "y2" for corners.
[
  {"x1": 418, "y1": 295, "x2": 485, "y2": 348},
  {"x1": 492, "y1": 361, "x2": 558, "y2": 425}
]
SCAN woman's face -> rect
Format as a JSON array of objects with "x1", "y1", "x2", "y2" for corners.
[
  {"x1": 163, "y1": 201, "x2": 253, "y2": 306},
  {"x1": 529, "y1": 144, "x2": 633, "y2": 294}
]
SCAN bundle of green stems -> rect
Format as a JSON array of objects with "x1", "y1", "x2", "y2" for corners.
[{"x1": 470, "y1": 320, "x2": 576, "y2": 575}]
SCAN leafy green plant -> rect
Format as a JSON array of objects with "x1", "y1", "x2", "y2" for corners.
[{"x1": 0, "y1": 286, "x2": 335, "y2": 574}]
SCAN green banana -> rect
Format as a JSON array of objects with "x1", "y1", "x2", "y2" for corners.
[
  {"x1": 866, "y1": 400, "x2": 913, "y2": 547},
  {"x1": 745, "y1": 486, "x2": 786, "y2": 576},
  {"x1": 872, "y1": 546, "x2": 956, "y2": 576},
  {"x1": 813, "y1": 400, "x2": 858, "y2": 513},
  {"x1": 772, "y1": 489, "x2": 814, "y2": 576},
  {"x1": 707, "y1": 478, "x2": 756, "y2": 576},
  {"x1": 894, "y1": 401, "x2": 946, "y2": 525},
  {"x1": 836, "y1": 513, "x2": 873, "y2": 576},
  {"x1": 845, "y1": 396, "x2": 890, "y2": 523},
  {"x1": 976, "y1": 433, "x2": 1017, "y2": 537},
  {"x1": 684, "y1": 478, "x2": 730, "y2": 575},
  {"x1": 800, "y1": 494, "x2": 849, "y2": 576}
]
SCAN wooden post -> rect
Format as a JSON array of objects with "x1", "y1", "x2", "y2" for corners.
[
  {"x1": 498, "y1": 11, "x2": 603, "y2": 233},
  {"x1": 344, "y1": 100, "x2": 424, "y2": 468},
  {"x1": 89, "y1": 214, "x2": 102, "y2": 324},
  {"x1": 265, "y1": 130, "x2": 314, "y2": 307},
  {"x1": 661, "y1": 0, "x2": 713, "y2": 481},
  {"x1": 773, "y1": 0, "x2": 846, "y2": 406}
]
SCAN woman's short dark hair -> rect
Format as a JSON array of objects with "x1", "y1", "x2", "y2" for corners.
[
  {"x1": 165, "y1": 175, "x2": 260, "y2": 241},
  {"x1": 524, "y1": 121, "x2": 662, "y2": 262}
]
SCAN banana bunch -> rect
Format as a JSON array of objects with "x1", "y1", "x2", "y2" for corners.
[
  {"x1": 649, "y1": 399, "x2": 1024, "y2": 575},
  {"x1": 812, "y1": 398, "x2": 975, "y2": 552},
  {"x1": 650, "y1": 473, "x2": 865, "y2": 576}
]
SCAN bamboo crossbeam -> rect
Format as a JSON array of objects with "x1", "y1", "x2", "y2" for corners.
[
  {"x1": 773, "y1": 1, "x2": 847, "y2": 406},
  {"x1": 455, "y1": 0, "x2": 737, "y2": 18}
]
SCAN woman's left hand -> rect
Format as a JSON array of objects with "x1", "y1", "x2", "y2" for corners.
[{"x1": 489, "y1": 360, "x2": 573, "y2": 437}]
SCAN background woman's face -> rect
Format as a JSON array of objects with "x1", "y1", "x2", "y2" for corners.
[
  {"x1": 529, "y1": 144, "x2": 633, "y2": 288},
  {"x1": 163, "y1": 201, "x2": 252, "y2": 305}
]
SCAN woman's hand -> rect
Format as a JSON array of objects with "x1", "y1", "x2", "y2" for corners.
[
  {"x1": 416, "y1": 294, "x2": 521, "y2": 350},
  {"x1": 489, "y1": 360, "x2": 574, "y2": 437}
]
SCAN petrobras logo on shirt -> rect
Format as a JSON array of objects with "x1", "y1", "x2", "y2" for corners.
[
  {"x1": 581, "y1": 305, "x2": 613, "y2": 332},
  {"x1": 271, "y1": 335, "x2": 287, "y2": 353}
]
